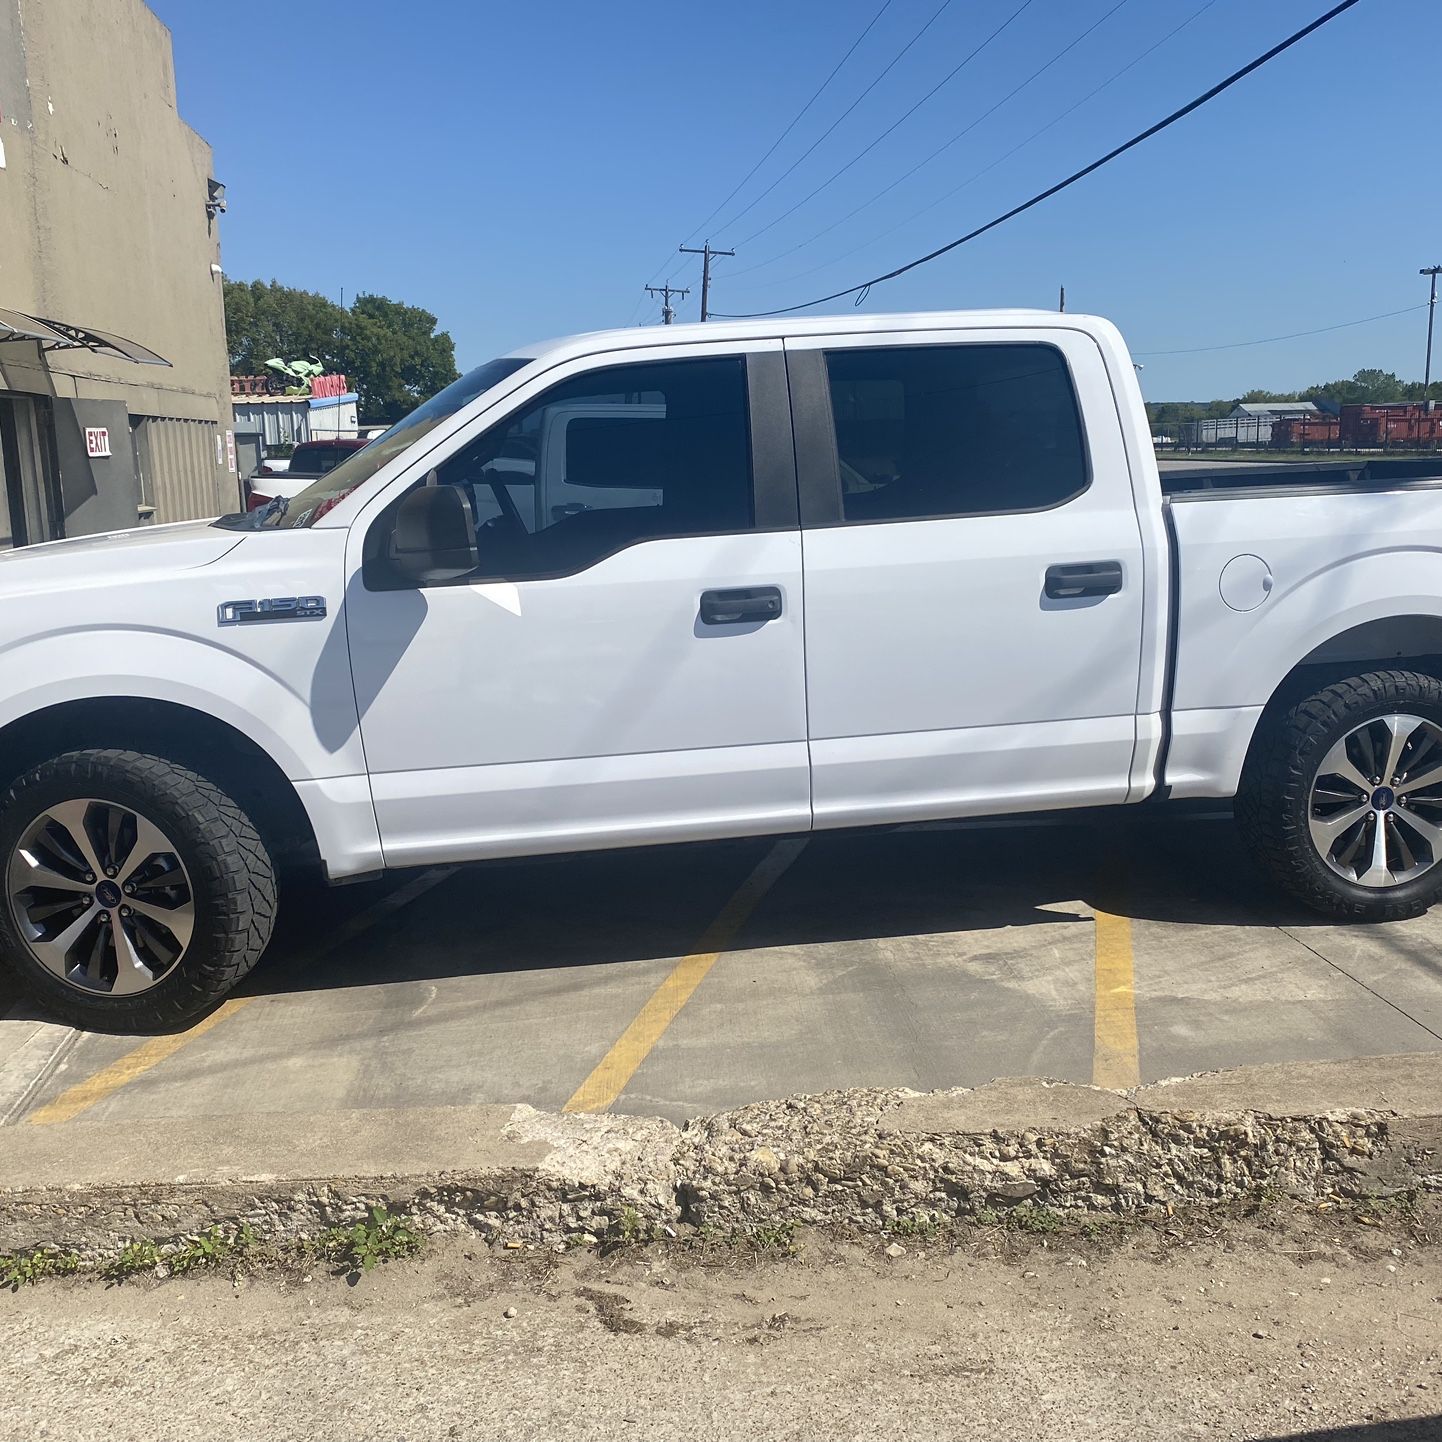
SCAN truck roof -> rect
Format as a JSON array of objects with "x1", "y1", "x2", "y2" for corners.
[{"x1": 505, "y1": 309, "x2": 1112, "y2": 366}]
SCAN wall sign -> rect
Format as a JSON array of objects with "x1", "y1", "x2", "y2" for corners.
[
  {"x1": 225, "y1": 429, "x2": 237, "y2": 474},
  {"x1": 84, "y1": 427, "x2": 111, "y2": 458}
]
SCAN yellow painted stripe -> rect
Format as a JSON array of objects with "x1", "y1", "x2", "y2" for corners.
[
  {"x1": 24, "y1": 867, "x2": 456, "y2": 1126},
  {"x1": 565, "y1": 838, "x2": 807, "y2": 1114},
  {"x1": 1092, "y1": 908, "x2": 1140, "y2": 1090},
  {"x1": 25, "y1": 998, "x2": 254, "y2": 1125}
]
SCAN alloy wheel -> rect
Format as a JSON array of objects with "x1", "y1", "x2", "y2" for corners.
[
  {"x1": 6, "y1": 798, "x2": 194, "y2": 995},
  {"x1": 1308, "y1": 713, "x2": 1442, "y2": 888}
]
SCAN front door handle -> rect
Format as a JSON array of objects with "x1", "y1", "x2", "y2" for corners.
[
  {"x1": 1044, "y1": 561, "x2": 1124, "y2": 600},
  {"x1": 699, "y1": 586, "x2": 784, "y2": 625}
]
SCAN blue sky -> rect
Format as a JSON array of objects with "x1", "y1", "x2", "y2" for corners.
[{"x1": 152, "y1": 0, "x2": 1438, "y2": 401}]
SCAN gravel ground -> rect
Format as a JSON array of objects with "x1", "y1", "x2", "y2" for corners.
[{"x1": 4, "y1": 1204, "x2": 1441, "y2": 1442}]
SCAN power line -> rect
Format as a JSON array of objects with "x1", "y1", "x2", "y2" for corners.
[
  {"x1": 1135, "y1": 304, "x2": 1427, "y2": 357},
  {"x1": 625, "y1": 0, "x2": 897, "y2": 320},
  {"x1": 731, "y1": 0, "x2": 1209, "y2": 288},
  {"x1": 680, "y1": 0, "x2": 897, "y2": 248},
  {"x1": 625, "y1": 253, "x2": 700, "y2": 327},
  {"x1": 710, "y1": 0, "x2": 958, "y2": 239},
  {"x1": 731, "y1": 0, "x2": 1039, "y2": 252},
  {"x1": 679, "y1": 242, "x2": 735, "y2": 322},
  {"x1": 645, "y1": 281, "x2": 691, "y2": 325},
  {"x1": 712, "y1": 0, "x2": 1364, "y2": 320}
]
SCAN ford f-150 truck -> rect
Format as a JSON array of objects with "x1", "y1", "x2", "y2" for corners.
[{"x1": 5, "y1": 309, "x2": 1442, "y2": 1029}]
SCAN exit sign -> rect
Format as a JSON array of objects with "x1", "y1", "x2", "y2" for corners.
[{"x1": 85, "y1": 427, "x2": 111, "y2": 458}]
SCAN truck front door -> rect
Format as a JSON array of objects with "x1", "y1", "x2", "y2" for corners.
[
  {"x1": 344, "y1": 344, "x2": 809, "y2": 866},
  {"x1": 786, "y1": 328, "x2": 1147, "y2": 828}
]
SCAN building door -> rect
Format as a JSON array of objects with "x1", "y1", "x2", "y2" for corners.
[{"x1": 0, "y1": 395, "x2": 52, "y2": 549}]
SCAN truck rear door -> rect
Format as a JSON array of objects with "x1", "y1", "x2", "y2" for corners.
[{"x1": 786, "y1": 326, "x2": 1147, "y2": 827}]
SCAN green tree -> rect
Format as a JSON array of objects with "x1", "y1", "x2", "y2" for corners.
[
  {"x1": 1147, "y1": 366, "x2": 1431, "y2": 433},
  {"x1": 1239, "y1": 387, "x2": 1299, "y2": 403},
  {"x1": 223, "y1": 279, "x2": 459, "y2": 423},
  {"x1": 338, "y1": 294, "x2": 461, "y2": 424},
  {"x1": 1301, "y1": 369, "x2": 1420, "y2": 408}
]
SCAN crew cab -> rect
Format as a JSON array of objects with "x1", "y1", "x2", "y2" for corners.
[{"x1": 5, "y1": 309, "x2": 1442, "y2": 1029}]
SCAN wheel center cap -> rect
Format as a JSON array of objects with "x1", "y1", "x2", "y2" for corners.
[
  {"x1": 1371, "y1": 786, "x2": 1396, "y2": 811},
  {"x1": 95, "y1": 880, "x2": 122, "y2": 908}
]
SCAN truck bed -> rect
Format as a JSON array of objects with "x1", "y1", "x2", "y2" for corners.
[{"x1": 1160, "y1": 456, "x2": 1442, "y2": 497}]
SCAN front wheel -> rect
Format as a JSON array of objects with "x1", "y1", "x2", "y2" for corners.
[
  {"x1": 0, "y1": 749, "x2": 277, "y2": 1030},
  {"x1": 1236, "y1": 669, "x2": 1442, "y2": 921}
]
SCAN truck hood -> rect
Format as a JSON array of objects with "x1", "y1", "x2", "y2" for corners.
[{"x1": 0, "y1": 521, "x2": 244, "y2": 591}]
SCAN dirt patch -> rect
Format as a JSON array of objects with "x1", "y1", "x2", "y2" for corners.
[{"x1": 5, "y1": 1202, "x2": 1441, "y2": 1442}]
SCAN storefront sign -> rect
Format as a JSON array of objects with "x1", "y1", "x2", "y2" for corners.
[
  {"x1": 310, "y1": 373, "x2": 349, "y2": 399},
  {"x1": 225, "y1": 429, "x2": 237, "y2": 474},
  {"x1": 84, "y1": 426, "x2": 111, "y2": 458}
]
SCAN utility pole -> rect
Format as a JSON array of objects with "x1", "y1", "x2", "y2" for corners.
[
  {"x1": 644, "y1": 282, "x2": 690, "y2": 325},
  {"x1": 1422, "y1": 266, "x2": 1442, "y2": 410},
  {"x1": 679, "y1": 241, "x2": 734, "y2": 322}
]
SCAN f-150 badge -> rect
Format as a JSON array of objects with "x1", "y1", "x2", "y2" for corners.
[{"x1": 217, "y1": 596, "x2": 327, "y2": 626}]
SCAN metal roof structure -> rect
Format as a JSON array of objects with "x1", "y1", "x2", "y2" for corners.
[
  {"x1": 0, "y1": 305, "x2": 170, "y2": 366},
  {"x1": 1230, "y1": 401, "x2": 1321, "y2": 417}
]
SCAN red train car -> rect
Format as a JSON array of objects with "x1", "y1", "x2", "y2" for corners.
[
  {"x1": 1270, "y1": 415, "x2": 1340, "y2": 447},
  {"x1": 1339, "y1": 404, "x2": 1442, "y2": 446}
]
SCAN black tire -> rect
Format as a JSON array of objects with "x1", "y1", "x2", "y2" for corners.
[
  {"x1": 1236, "y1": 669, "x2": 1442, "y2": 921},
  {"x1": 0, "y1": 749, "x2": 276, "y2": 1030}
]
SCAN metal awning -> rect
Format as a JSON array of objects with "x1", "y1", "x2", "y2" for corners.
[
  {"x1": 0, "y1": 305, "x2": 171, "y2": 366},
  {"x1": 0, "y1": 307, "x2": 71, "y2": 347}
]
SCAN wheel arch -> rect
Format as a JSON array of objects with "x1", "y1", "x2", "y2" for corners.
[
  {"x1": 1222, "y1": 614, "x2": 1442, "y2": 795},
  {"x1": 1243, "y1": 614, "x2": 1442, "y2": 775},
  {"x1": 0, "y1": 697, "x2": 322, "y2": 875}
]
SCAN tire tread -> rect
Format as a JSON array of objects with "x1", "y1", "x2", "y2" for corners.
[
  {"x1": 1236, "y1": 668, "x2": 1442, "y2": 922},
  {"x1": 0, "y1": 749, "x2": 276, "y2": 1030}
]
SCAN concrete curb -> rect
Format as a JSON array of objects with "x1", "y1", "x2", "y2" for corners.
[{"x1": 2, "y1": 1053, "x2": 1439, "y2": 1256}]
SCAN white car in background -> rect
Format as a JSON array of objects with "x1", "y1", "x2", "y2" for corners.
[{"x1": 245, "y1": 438, "x2": 368, "y2": 512}]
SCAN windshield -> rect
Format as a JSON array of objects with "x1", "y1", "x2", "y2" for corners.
[{"x1": 219, "y1": 356, "x2": 531, "y2": 530}]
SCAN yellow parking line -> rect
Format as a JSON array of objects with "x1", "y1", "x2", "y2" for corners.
[
  {"x1": 24, "y1": 866, "x2": 457, "y2": 1126},
  {"x1": 565, "y1": 838, "x2": 807, "y2": 1114},
  {"x1": 25, "y1": 998, "x2": 253, "y2": 1125},
  {"x1": 1092, "y1": 908, "x2": 1140, "y2": 1090}
]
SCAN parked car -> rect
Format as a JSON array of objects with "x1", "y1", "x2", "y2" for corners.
[
  {"x1": 245, "y1": 437, "x2": 369, "y2": 511},
  {"x1": 5, "y1": 308, "x2": 1442, "y2": 1027}
]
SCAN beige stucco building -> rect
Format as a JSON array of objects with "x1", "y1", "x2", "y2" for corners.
[{"x1": 0, "y1": 0, "x2": 235, "y2": 547}]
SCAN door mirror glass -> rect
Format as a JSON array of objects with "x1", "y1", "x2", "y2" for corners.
[{"x1": 388, "y1": 484, "x2": 478, "y2": 584}]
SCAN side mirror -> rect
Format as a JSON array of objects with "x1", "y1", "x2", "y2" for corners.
[{"x1": 388, "y1": 485, "x2": 478, "y2": 584}]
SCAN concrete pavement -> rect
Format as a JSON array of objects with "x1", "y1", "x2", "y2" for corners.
[{"x1": 1, "y1": 811, "x2": 1440, "y2": 1130}]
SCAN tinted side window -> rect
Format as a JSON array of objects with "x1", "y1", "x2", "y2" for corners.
[
  {"x1": 433, "y1": 355, "x2": 752, "y2": 581},
  {"x1": 294, "y1": 446, "x2": 342, "y2": 474},
  {"x1": 824, "y1": 344, "x2": 1087, "y2": 523}
]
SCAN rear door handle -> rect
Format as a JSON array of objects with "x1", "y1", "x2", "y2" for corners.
[
  {"x1": 1044, "y1": 561, "x2": 1124, "y2": 600},
  {"x1": 699, "y1": 586, "x2": 784, "y2": 625}
]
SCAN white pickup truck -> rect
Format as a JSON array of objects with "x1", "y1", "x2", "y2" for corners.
[{"x1": 5, "y1": 309, "x2": 1442, "y2": 1028}]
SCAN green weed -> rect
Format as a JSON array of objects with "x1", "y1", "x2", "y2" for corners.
[
  {"x1": 101, "y1": 1238, "x2": 163, "y2": 1282},
  {"x1": 319, "y1": 1206, "x2": 423, "y2": 1275},
  {"x1": 0, "y1": 1246, "x2": 82, "y2": 1290},
  {"x1": 887, "y1": 1214, "x2": 951, "y2": 1242},
  {"x1": 165, "y1": 1224, "x2": 259, "y2": 1277}
]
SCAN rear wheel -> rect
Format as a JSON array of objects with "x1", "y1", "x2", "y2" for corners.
[
  {"x1": 1236, "y1": 670, "x2": 1442, "y2": 920},
  {"x1": 0, "y1": 750, "x2": 276, "y2": 1030}
]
